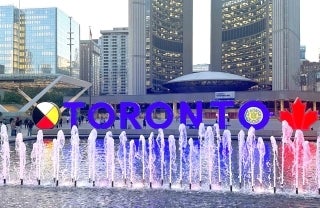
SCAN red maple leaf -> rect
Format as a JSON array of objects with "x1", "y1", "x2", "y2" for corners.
[{"x1": 279, "y1": 97, "x2": 318, "y2": 130}]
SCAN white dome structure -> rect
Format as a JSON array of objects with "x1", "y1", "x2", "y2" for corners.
[{"x1": 163, "y1": 71, "x2": 257, "y2": 93}]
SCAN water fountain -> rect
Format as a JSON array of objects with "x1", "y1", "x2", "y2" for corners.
[
  {"x1": 168, "y1": 135, "x2": 176, "y2": 188},
  {"x1": 105, "y1": 131, "x2": 115, "y2": 187},
  {"x1": 52, "y1": 129, "x2": 65, "y2": 186},
  {"x1": 156, "y1": 128, "x2": 165, "y2": 186},
  {"x1": 138, "y1": 135, "x2": 146, "y2": 184},
  {"x1": 270, "y1": 136, "x2": 278, "y2": 193},
  {"x1": 70, "y1": 125, "x2": 80, "y2": 187},
  {"x1": 15, "y1": 133, "x2": 26, "y2": 185},
  {"x1": 222, "y1": 129, "x2": 232, "y2": 191},
  {"x1": 118, "y1": 131, "x2": 127, "y2": 185},
  {"x1": 87, "y1": 129, "x2": 97, "y2": 186},
  {"x1": 147, "y1": 132, "x2": 156, "y2": 188},
  {"x1": 204, "y1": 126, "x2": 214, "y2": 189},
  {"x1": 1, "y1": 120, "x2": 320, "y2": 200},
  {"x1": 31, "y1": 130, "x2": 44, "y2": 185},
  {"x1": 1, "y1": 124, "x2": 10, "y2": 184}
]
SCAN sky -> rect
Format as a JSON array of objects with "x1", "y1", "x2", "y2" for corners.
[{"x1": 1, "y1": 0, "x2": 319, "y2": 64}]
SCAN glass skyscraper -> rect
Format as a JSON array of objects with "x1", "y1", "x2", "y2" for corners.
[{"x1": 0, "y1": 6, "x2": 80, "y2": 78}]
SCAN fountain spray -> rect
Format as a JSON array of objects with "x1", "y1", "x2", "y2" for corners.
[
  {"x1": 238, "y1": 130, "x2": 245, "y2": 189},
  {"x1": 247, "y1": 127, "x2": 256, "y2": 192},
  {"x1": 15, "y1": 133, "x2": 26, "y2": 185},
  {"x1": 188, "y1": 138, "x2": 194, "y2": 190},
  {"x1": 31, "y1": 130, "x2": 44, "y2": 185},
  {"x1": 294, "y1": 130, "x2": 305, "y2": 194},
  {"x1": 205, "y1": 126, "x2": 214, "y2": 190},
  {"x1": 302, "y1": 141, "x2": 311, "y2": 187},
  {"x1": 281, "y1": 121, "x2": 293, "y2": 189},
  {"x1": 138, "y1": 135, "x2": 146, "y2": 184},
  {"x1": 223, "y1": 130, "x2": 233, "y2": 192},
  {"x1": 105, "y1": 131, "x2": 115, "y2": 187},
  {"x1": 317, "y1": 136, "x2": 320, "y2": 194},
  {"x1": 178, "y1": 124, "x2": 187, "y2": 187},
  {"x1": 270, "y1": 136, "x2": 278, "y2": 193},
  {"x1": 257, "y1": 137, "x2": 265, "y2": 190},
  {"x1": 53, "y1": 130, "x2": 65, "y2": 186},
  {"x1": 88, "y1": 129, "x2": 97, "y2": 187},
  {"x1": 156, "y1": 129, "x2": 165, "y2": 186},
  {"x1": 71, "y1": 125, "x2": 80, "y2": 187},
  {"x1": 129, "y1": 140, "x2": 136, "y2": 187},
  {"x1": 168, "y1": 135, "x2": 176, "y2": 189},
  {"x1": 118, "y1": 131, "x2": 128, "y2": 185},
  {"x1": 198, "y1": 123, "x2": 205, "y2": 186},
  {"x1": 148, "y1": 132, "x2": 155, "y2": 188},
  {"x1": 214, "y1": 123, "x2": 222, "y2": 186},
  {"x1": 1, "y1": 124, "x2": 10, "y2": 185}
]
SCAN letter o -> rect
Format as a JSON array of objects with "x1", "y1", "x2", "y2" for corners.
[
  {"x1": 145, "y1": 102, "x2": 173, "y2": 129},
  {"x1": 238, "y1": 101, "x2": 269, "y2": 130},
  {"x1": 88, "y1": 102, "x2": 115, "y2": 129}
]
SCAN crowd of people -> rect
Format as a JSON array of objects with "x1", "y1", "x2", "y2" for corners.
[{"x1": 6, "y1": 117, "x2": 34, "y2": 137}]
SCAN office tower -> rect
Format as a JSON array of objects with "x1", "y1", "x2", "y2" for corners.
[
  {"x1": 0, "y1": 6, "x2": 26, "y2": 74},
  {"x1": 80, "y1": 39, "x2": 101, "y2": 96},
  {"x1": 128, "y1": 0, "x2": 146, "y2": 95},
  {"x1": 100, "y1": 27, "x2": 128, "y2": 95},
  {"x1": 211, "y1": 0, "x2": 300, "y2": 90},
  {"x1": 0, "y1": 6, "x2": 80, "y2": 78},
  {"x1": 128, "y1": 0, "x2": 193, "y2": 94}
]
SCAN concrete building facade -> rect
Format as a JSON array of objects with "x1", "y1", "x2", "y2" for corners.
[
  {"x1": 100, "y1": 27, "x2": 129, "y2": 95},
  {"x1": 80, "y1": 39, "x2": 101, "y2": 96}
]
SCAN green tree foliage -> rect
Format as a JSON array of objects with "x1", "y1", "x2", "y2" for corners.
[
  {"x1": 2, "y1": 91, "x2": 23, "y2": 104},
  {"x1": 2, "y1": 87, "x2": 82, "y2": 108}
]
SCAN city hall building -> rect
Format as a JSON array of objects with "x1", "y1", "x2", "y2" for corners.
[{"x1": 211, "y1": 0, "x2": 300, "y2": 91}]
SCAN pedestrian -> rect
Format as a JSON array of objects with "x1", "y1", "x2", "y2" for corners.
[
  {"x1": 59, "y1": 118, "x2": 63, "y2": 127},
  {"x1": 27, "y1": 120, "x2": 34, "y2": 137},
  {"x1": 143, "y1": 118, "x2": 146, "y2": 129},
  {"x1": 15, "y1": 117, "x2": 22, "y2": 133}
]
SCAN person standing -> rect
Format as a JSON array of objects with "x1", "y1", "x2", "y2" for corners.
[
  {"x1": 27, "y1": 120, "x2": 34, "y2": 137},
  {"x1": 143, "y1": 118, "x2": 146, "y2": 129}
]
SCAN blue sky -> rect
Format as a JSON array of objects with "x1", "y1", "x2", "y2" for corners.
[{"x1": 1, "y1": 0, "x2": 318, "y2": 64}]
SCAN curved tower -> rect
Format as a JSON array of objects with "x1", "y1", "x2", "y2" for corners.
[
  {"x1": 211, "y1": 0, "x2": 300, "y2": 90},
  {"x1": 148, "y1": 0, "x2": 193, "y2": 93},
  {"x1": 129, "y1": 0, "x2": 193, "y2": 94}
]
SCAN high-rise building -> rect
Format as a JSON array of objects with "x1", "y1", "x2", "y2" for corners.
[
  {"x1": 0, "y1": 6, "x2": 80, "y2": 78},
  {"x1": 100, "y1": 27, "x2": 128, "y2": 95},
  {"x1": 211, "y1": 0, "x2": 300, "y2": 91},
  {"x1": 128, "y1": 0, "x2": 193, "y2": 94},
  {"x1": 128, "y1": 0, "x2": 146, "y2": 95},
  {"x1": 80, "y1": 39, "x2": 101, "y2": 96}
]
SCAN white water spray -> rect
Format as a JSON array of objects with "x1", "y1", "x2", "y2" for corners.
[
  {"x1": 70, "y1": 125, "x2": 80, "y2": 185},
  {"x1": 87, "y1": 129, "x2": 97, "y2": 185}
]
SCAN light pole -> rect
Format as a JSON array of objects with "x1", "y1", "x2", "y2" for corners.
[{"x1": 68, "y1": 16, "x2": 74, "y2": 77}]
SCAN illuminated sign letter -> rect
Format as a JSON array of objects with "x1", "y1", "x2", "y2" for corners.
[
  {"x1": 120, "y1": 102, "x2": 141, "y2": 129},
  {"x1": 63, "y1": 102, "x2": 85, "y2": 127},
  {"x1": 238, "y1": 100, "x2": 269, "y2": 130},
  {"x1": 210, "y1": 100, "x2": 234, "y2": 129},
  {"x1": 180, "y1": 101, "x2": 203, "y2": 128},
  {"x1": 145, "y1": 101, "x2": 173, "y2": 129},
  {"x1": 88, "y1": 102, "x2": 115, "y2": 129}
]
